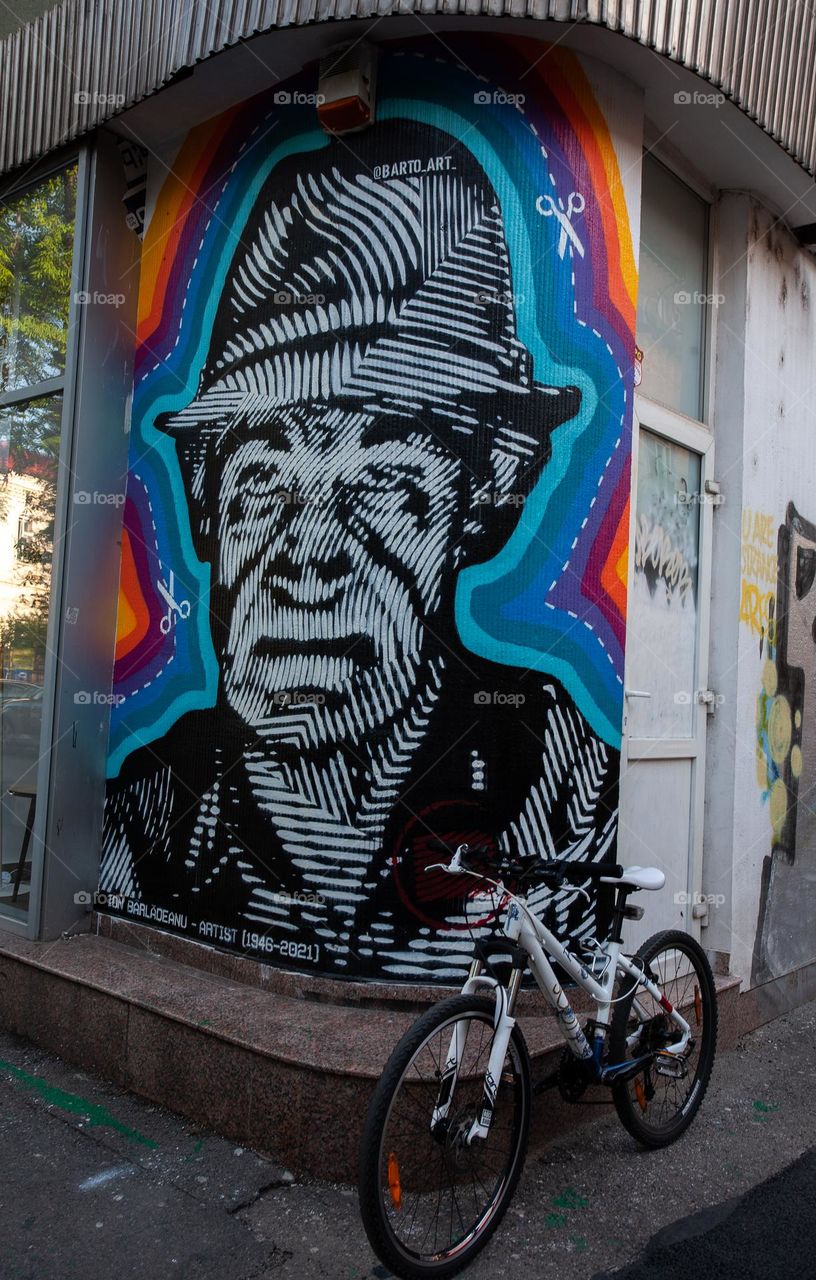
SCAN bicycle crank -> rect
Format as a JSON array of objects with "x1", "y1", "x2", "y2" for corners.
[{"x1": 557, "y1": 1047, "x2": 592, "y2": 1102}]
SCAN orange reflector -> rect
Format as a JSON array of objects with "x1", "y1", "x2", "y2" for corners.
[
  {"x1": 694, "y1": 985, "x2": 702, "y2": 1025},
  {"x1": 387, "y1": 1152, "x2": 402, "y2": 1211},
  {"x1": 634, "y1": 1079, "x2": 648, "y2": 1113}
]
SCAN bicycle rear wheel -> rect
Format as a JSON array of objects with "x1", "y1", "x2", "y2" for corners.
[
  {"x1": 359, "y1": 994, "x2": 531, "y2": 1280},
  {"x1": 609, "y1": 929, "x2": 717, "y2": 1147}
]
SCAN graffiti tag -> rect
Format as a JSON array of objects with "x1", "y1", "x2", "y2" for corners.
[{"x1": 740, "y1": 508, "x2": 776, "y2": 641}]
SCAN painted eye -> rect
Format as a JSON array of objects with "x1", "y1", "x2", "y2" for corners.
[
  {"x1": 225, "y1": 463, "x2": 283, "y2": 519},
  {"x1": 355, "y1": 467, "x2": 430, "y2": 523}
]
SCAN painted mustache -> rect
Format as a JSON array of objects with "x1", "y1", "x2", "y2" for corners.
[{"x1": 251, "y1": 631, "x2": 378, "y2": 664}]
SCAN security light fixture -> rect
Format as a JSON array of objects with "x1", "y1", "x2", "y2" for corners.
[{"x1": 317, "y1": 41, "x2": 378, "y2": 135}]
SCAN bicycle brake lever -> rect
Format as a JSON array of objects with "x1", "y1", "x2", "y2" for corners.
[{"x1": 426, "y1": 843, "x2": 470, "y2": 875}]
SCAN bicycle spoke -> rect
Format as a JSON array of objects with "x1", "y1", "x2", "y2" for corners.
[
  {"x1": 372, "y1": 1006, "x2": 528, "y2": 1267},
  {"x1": 612, "y1": 936, "x2": 714, "y2": 1143}
]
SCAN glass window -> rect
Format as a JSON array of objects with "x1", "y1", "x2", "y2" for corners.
[
  {"x1": 0, "y1": 168, "x2": 77, "y2": 393},
  {"x1": 0, "y1": 163, "x2": 77, "y2": 918},
  {"x1": 626, "y1": 428, "x2": 701, "y2": 740},
  {"x1": 636, "y1": 155, "x2": 709, "y2": 420}
]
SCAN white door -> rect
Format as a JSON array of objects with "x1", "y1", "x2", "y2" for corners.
[{"x1": 618, "y1": 399, "x2": 715, "y2": 944}]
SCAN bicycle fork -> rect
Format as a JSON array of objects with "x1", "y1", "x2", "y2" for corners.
[{"x1": 431, "y1": 962, "x2": 522, "y2": 1146}]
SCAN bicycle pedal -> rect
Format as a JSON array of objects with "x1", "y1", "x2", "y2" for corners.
[{"x1": 654, "y1": 1052, "x2": 687, "y2": 1080}]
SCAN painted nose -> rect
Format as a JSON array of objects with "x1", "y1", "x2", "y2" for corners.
[{"x1": 272, "y1": 493, "x2": 353, "y2": 588}]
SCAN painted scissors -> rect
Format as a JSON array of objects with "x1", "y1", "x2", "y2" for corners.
[
  {"x1": 536, "y1": 190, "x2": 586, "y2": 259},
  {"x1": 158, "y1": 570, "x2": 191, "y2": 634}
]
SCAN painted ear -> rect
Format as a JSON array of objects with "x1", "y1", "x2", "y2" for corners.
[
  {"x1": 155, "y1": 398, "x2": 233, "y2": 564},
  {"x1": 461, "y1": 384, "x2": 580, "y2": 557},
  {"x1": 490, "y1": 428, "x2": 549, "y2": 504},
  {"x1": 485, "y1": 381, "x2": 581, "y2": 506},
  {"x1": 171, "y1": 433, "x2": 218, "y2": 563},
  {"x1": 464, "y1": 426, "x2": 548, "y2": 527},
  {"x1": 460, "y1": 443, "x2": 537, "y2": 562}
]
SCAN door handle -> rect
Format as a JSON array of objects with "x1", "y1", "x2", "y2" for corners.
[{"x1": 624, "y1": 689, "x2": 652, "y2": 698}]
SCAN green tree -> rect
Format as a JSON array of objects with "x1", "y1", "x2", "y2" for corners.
[
  {"x1": 0, "y1": 165, "x2": 76, "y2": 680},
  {"x1": 0, "y1": 166, "x2": 77, "y2": 391}
]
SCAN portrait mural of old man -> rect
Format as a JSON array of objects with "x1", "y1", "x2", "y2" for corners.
[{"x1": 101, "y1": 38, "x2": 638, "y2": 981}]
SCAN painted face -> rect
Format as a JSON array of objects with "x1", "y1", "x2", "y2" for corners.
[{"x1": 216, "y1": 403, "x2": 470, "y2": 747}]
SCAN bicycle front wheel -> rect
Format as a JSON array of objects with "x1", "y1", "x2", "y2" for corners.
[
  {"x1": 609, "y1": 929, "x2": 717, "y2": 1148},
  {"x1": 359, "y1": 994, "x2": 531, "y2": 1280}
]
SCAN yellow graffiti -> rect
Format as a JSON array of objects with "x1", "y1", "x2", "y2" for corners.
[
  {"x1": 769, "y1": 778, "x2": 788, "y2": 839},
  {"x1": 742, "y1": 508, "x2": 775, "y2": 550},
  {"x1": 768, "y1": 696, "x2": 792, "y2": 765},
  {"x1": 791, "y1": 744, "x2": 803, "y2": 778},
  {"x1": 740, "y1": 582, "x2": 774, "y2": 639},
  {"x1": 740, "y1": 508, "x2": 777, "y2": 638},
  {"x1": 742, "y1": 545, "x2": 777, "y2": 580}
]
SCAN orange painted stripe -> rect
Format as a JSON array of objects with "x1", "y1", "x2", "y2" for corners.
[
  {"x1": 115, "y1": 529, "x2": 150, "y2": 662},
  {"x1": 137, "y1": 108, "x2": 240, "y2": 342},
  {"x1": 600, "y1": 498, "x2": 630, "y2": 619}
]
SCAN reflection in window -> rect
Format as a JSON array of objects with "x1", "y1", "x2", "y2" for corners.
[
  {"x1": 0, "y1": 395, "x2": 62, "y2": 907},
  {"x1": 0, "y1": 160, "x2": 76, "y2": 914},
  {"x1": 0, "y1": 167, "x2": 77, "y2": 394}
]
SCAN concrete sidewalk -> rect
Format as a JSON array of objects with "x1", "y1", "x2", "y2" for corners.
[{"x1": 0, "y1": 1000, "x2": 814, "y2": 1279}]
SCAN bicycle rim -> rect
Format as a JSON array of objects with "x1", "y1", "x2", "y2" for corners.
[
  {"x1": 614, "y1": 935, "x2": 715, "y2": 1138},
  {"x1": 375, "y1": 1009, "x2": 528, "y2": 1272}
]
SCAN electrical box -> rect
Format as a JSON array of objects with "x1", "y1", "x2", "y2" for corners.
[{"x1": 317, "y1": 42, "x2": 378, "y2": 135}]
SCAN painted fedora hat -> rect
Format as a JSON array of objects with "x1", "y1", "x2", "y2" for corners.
[{"x1": 156, "y1": 119, "x2": 581, "y2": 465}]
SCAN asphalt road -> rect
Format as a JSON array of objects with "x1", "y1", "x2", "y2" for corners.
[
  {"x1": 594, "y1": 1146, "x2": 816, "y2": 1280},
  {"x1": 0, "y1": 999, "x2": 814, "y2": 1279}
]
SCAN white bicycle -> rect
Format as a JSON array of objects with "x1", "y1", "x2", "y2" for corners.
[{"x1": 359, "y1": 844, "x2": 717, "y2": 1278}]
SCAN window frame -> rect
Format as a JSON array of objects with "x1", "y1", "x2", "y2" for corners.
[
  {"x1": 0, "y1": 144, "x2": 90, "y2": 934},
  {"x1": 627, "y1": 141, "x2": 720, "y2": 946},
  {"x1": 637, "y1": 135, "x2": 718, "y2": 429}
]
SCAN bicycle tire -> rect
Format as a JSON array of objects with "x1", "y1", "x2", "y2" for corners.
[
  {"x1": 359, "y1": 994, "x2": 531, "y2": 1280},
  {"x1": 609, "y1": 929, "x2": 717, "y2": 1148}
]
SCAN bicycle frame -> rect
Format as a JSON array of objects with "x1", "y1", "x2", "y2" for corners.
[{"x1": 433, "y1": 886, "x2": 692, "y2": 1145}]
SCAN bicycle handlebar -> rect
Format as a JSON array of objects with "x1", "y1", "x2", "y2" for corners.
[{"x1": 426, "y1": 842, "x2": 623, "y2": 886}]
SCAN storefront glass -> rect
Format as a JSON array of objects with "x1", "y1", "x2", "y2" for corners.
[{"x1": 0, "y1": 164, "x2": 76, "y2": 916}]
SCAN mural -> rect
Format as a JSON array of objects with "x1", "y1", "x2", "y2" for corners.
[
  {"x1": 754, "y1": 503, "x2": 816, "y2": 982},
  {"x1": 99, "y1": 37, "x2": 637, "y2": 980}
]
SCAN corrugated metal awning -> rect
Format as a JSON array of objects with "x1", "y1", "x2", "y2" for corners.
[{"x1": 1, "y1": 0, "x2": 815, "y2": 181}]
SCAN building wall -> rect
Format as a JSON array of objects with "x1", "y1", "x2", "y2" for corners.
[
  {"x1": 97, "y1": 35, "x2": 641, "y2": 982},
  {"x1": 709, "y1": 197, "x2": 816, "y2": 987}
]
